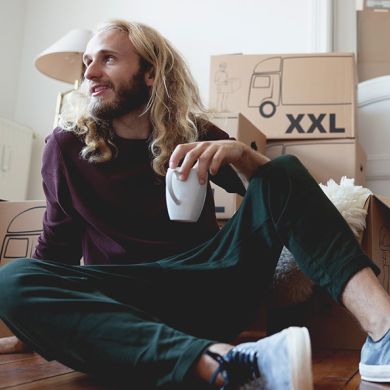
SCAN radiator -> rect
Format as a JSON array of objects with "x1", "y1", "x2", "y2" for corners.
[{"x1": 0, "y1": 117, "x2": 34, "y2": 200}]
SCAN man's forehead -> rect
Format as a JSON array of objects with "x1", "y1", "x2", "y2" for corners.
[{"x1": 85, "y1": 29, "x2": 134, "y2": 56}]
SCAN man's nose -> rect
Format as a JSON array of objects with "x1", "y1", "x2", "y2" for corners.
[{"x1": 84, "y1": 61, "x2": 101, "y2": 80}]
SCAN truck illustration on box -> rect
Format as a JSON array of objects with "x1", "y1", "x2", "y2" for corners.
[
  {"x1": 0, "y1": 206, "x2": 46, "y2": 265},
  {"x1": 247, "y1": 55, "x2": 354, "y2": 133}
]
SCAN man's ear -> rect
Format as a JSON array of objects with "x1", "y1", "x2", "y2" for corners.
[{"x1": 144, "y1": 68, "x2": 155, "y2": 87}]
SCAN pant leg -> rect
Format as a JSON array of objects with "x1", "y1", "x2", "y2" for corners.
[
  {"x1": 0, "y1": 258, "x2": 213, "y2": 389},
  {"x1": 245, "y1": 154, "x2": 379, "y2": 302},
  {"x1": 130, "y1": 154, "x2": 379, "y2": 345},
  {"x1": 155, "y1": 154, "x2": 379, "y2": 305}
]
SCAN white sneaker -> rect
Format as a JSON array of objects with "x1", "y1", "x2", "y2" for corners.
[
  {"x1": 359, "y1": 328, "x2": 390, "y2": 382},
  {"x1": 206, "y1": 326, "x2": 313, "y2": 389}
]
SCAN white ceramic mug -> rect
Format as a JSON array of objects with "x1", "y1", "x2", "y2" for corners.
[{"x1": 166, "y1": 166, "x2": 207, "y2": 222}]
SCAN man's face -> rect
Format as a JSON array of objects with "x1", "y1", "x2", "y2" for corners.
[{"x1": 83, "y1": 29, "x2": 153, "y2": 120}]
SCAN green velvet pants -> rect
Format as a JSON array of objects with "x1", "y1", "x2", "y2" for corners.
[{"x1": 0, "y1": 155, "x2": 378, "y2": 389}]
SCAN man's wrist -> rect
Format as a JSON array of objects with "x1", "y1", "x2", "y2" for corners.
[{"x1": 234, "y1": 144, "x2": 270, "y2": 181}]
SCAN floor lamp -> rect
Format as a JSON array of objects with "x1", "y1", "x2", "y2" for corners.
[{"x1": 34, "y1": 28, "x2": 93, "y2": 127}]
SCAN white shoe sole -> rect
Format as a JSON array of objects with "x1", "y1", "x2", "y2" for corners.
[
  {"x1": 287, "y1": 327, "x2": 313, "y2": 390},
  {"x1": 359, "y1": 362, "x2": 390, "y2": 382}
]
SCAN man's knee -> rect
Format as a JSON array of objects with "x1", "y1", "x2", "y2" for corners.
[
  {"x1": 270, "y1": 154, "x2": 307, "y2": 175},
  {"x1": 247, "y1": 154, "x2": 318, "y2": 207},
  {"x1": 0, "y1": 258, "x2": 39, "y2": 319},
  {"x1": 265, "y1": 155, "x2": 316, "y2": 188}
]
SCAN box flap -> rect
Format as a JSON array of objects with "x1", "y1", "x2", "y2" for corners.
[
  {"x1": 362, "y1": 194, "x2": 390, "y2": 295},
  {"x1": 374, "y1": 194, "x2": 390, "y2": 208}
]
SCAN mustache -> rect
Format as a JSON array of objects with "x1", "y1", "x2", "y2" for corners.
[{"x1": 88, "y1": 81, "x2": 115, "y2": 95}]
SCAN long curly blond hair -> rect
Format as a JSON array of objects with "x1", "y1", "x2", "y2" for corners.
[{"x1": 60, "y1": 19, "x2": 208, "y2": 176}]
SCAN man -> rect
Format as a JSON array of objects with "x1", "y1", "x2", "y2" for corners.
[{"x1": 0, "y1": 19, "x2": 390, "y2": 390}]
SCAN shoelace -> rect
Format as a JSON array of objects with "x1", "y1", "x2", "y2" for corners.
[{"x1": 206, "y1": 348, "x2": 261, "y2": 389}]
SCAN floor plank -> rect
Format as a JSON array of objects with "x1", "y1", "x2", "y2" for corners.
[
  {"x1": 1, "y1": 349, "x2": 390, "y2": 389},
  {"x1": 0, "y1": 353, "x2": 37, "y2": 365},
  {"x1": 312, "y1": 349, "x2": 360, "y2": 389},
  {"x1": 1, "y1": 371, "x2": 115, "y2": 390},
  {"x1": 0, "y1": 353, "x2": 72, "y2": 389}
]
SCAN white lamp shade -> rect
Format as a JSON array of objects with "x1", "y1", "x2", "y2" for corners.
[{"x1": 35, "y1": 28, "x2": 93, "y2": 84}]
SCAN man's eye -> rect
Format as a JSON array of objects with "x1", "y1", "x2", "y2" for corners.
[{"x1": 105, "y1": 56, "x2": 115, "y2": 63}]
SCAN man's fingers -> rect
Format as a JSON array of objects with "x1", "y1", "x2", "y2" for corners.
[
  {"x1": 179, "y1": 143, "x2": 209, "y2": 181},
  {"x1": 169, "y1": 143, "x2": 209, "y2": 182},
  {"x1": 196, "y1": 145, "x2": 218, "y2": 182},
  {"x1": 209, "y1": 148, "x2": 225, "y2": 176},
  {"x1": 168, "y1": 140, "x2": 242, "y2": 182},
  {"x1": 169, "y1": 143, "x2": 194, "y2": 169}
]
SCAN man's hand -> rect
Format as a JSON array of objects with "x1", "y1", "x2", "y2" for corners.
[
  {"x1": 169, "y1": 140, "x2": 270, "y2": 182},
  {"x1": 0, "y1": 336, "x2": 30, "y2": 354}
]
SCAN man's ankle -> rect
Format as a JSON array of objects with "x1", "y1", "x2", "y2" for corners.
[
  {"x1": 369, "y1": 323, "x2": 390, "y2": 342},
  {"x1": 192, "y1": 343, "x2": 233, "y2": 387}
]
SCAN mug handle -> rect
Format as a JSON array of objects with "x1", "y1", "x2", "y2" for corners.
[{"x1": 166, "y1": 168, "x2": 181, "y2": 205}]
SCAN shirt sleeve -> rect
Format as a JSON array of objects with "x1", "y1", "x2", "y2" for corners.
[
  {"x1": 199, "y1": 120, "x2": 247, "y2": 196},
  {"x1": 33, "y1": 131, "x2": 83, "y2": 264}
]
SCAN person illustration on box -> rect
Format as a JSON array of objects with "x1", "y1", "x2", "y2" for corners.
[
  {"x1": 1, "y1": 19, "x2": 390, "y2": 389},
  {"x1": 214, "y1": 62, "x2": 230, "y2": 112}
]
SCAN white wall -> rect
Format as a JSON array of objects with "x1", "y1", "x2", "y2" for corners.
[
  {"x1": 7, "y1": 0, "x2": 330, "y2": 199},
  {"x1": 0, "y1": 0, "x2": 25, "y2": 119},
  {"x1": 333, "y1": 0, "x2": 357, "y2": 53}
]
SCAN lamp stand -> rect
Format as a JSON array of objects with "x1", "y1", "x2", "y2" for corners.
[{"x1": 53, "y1": 80, "x2": 80, "y2": 128}]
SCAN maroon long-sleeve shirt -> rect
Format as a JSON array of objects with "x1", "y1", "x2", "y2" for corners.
[{"x1": 33, "y1": 125, "x2": 245, "y2": 265}]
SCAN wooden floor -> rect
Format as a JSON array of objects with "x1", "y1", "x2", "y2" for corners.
[{"x1": 1, "y1": 349, "x2": 390, "y2": 389}]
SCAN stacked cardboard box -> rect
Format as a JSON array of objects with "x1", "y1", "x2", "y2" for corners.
[
  {"x1": 0, "y1": 200, "x2": 46, "y2": 337},
  {"x1": 208, "y1": 52, "x2": 366, "y2": 219},
  {"x1": 0, "y1": 200, "x2": 46, "y2": 266},
  {"x1": 357, "y1": 0, "x2": 390, "y2": 82},
  {"x1": 208, "y1": 113, "x2": 266, "y2": 219}
]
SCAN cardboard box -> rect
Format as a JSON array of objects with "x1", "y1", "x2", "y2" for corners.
[
  {"x1": 208, "y1": 113, "x2": 267, "y2": 219},
  {"x1": 357, "y1": 1, "x2": 390, "y2": 81},
  {"x1": 0, "y1": 200, "x2": 46, "y2": 337},
  {"x1": 362, "y1": 194, "x2": 390, "y2": 289},
  {"x1": 0, "y1": 200, "x2": 46, "y2": 266},
  {"x1": 269, "y1": 195, "x2": 390, "y2": 350},
  {"x1": 209, "y1": 53, "x2": 356, "y2": 140},
  {"x1": 265, "y1": 138, "x2": 367, "y2": 186}
]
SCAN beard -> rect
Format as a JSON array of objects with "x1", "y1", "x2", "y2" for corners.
[{"x1": 88, "y1": 69, "x2": 150, "y2": 120}]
